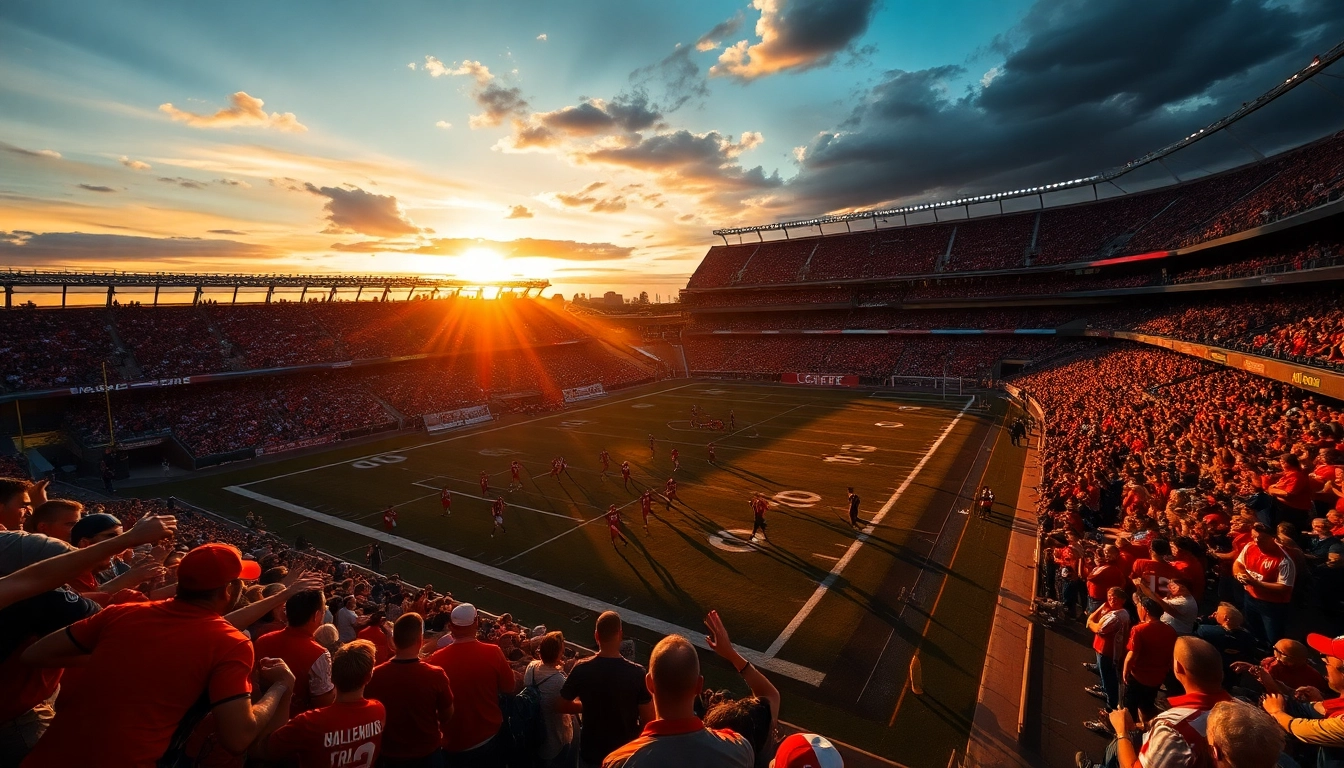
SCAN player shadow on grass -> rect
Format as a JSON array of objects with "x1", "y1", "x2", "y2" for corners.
[
  {"x1": 713, "y1": 462, "x2": 777, "y2": 489},
  {"x1": 615, "y1": 531, "x2": 706, "y2": 620}
]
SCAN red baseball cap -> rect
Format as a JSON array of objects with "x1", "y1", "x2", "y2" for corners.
[
  {"x1": 771, "y1": 733, "x2": 843, "y2": 768},
  {"x1": 177, "y1": 544, "x2": 261, "y2": 591},
  {"x1": 1307, "y1": 633, "x2": 1344, "y2": 660}
]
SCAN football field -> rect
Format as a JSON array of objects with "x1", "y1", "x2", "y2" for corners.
[{"x1": 147, "y1": 380, "x2": 1026, "y2": 766}]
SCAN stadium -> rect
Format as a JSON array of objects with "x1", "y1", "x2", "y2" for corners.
[{"x1": 3, "y1": 6, "x2": 1344, "y2": 768}]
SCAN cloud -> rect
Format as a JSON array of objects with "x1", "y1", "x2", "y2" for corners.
[
  {"x1": 421, "y1": 57, "x2": 530, "y2": 128},
  {"x1": 214, "y1": 177, "x2": 251, "y2": 188},
  {"x1": 159, "y1": 91, "x2": 308, "y2": 132},
  {"x1": 331, "y1": 236, "x2": 634, "y2": 261},
  {"x1": 781, "y1": 0, "x2": 1344, "y2": 215},
  {"x1": 77, "y1": 184, "x2": 116, "y2": 193},
  {"x1": 302, "y1": 183, "x2": 421, "y2": 237},
  {"x1": 505, "y1": 204, "x2": 535, "y2": 219},
  {"x1": 710, "y1": 0, "x2": 880, "y2": 80},
  {"x1": 435, "y1": 120, "x2": 453, "y2": 129},
  {"x1": 407, "y1": 62, "x2": 417, "y2": 70},
  {"x1": 502, "y1": 91, "x2": 663, "y2": 150},
  {"x1": 578, "y1": 129, "x2": 781, "y2": 210},
  {"x1": 3, "y1": 143, "x2": 61, "y2": 160},
  {"x1": 696, "y1": 12, "x2": 745, "y2": 51},
  {"x1": 537, "y1": 33, "x2": 548, "y2": 41},
  {"x1": 630, "y1": 45, "x2": 710, "y2": 112},
  {"x1": 550, "y1": 182, "x2": 629, "y2": 213},
  {"x1": 120, "y1": 156, "x2": 151, "y2": 171},
  {"x1": 0, "y1": 231, "x2": 276, "y2": 265},
  {"x1": 158, "y1": 176, "x2": 207, "y2": 189},
  {"x1": 207, "y1": 229, "x2": 249, "y2": 235}
]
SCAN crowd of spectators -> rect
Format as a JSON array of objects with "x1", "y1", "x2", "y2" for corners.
[
  {"x1": 0, "y1": 480, "x2": 812, "y2": 767},
  {"x1": 686, "y1": 307, "x2": 1081, "y2": 333},
  {"x1": 112, "y1": 304, "x2": 232, "y2": 378},
  {"x1": 1010, "y1": 343, "x2": 1344, "y2": 767},
  {"x1": 0, "y1": 298, "x2": 594, "y2": 394},
  {"x1": 60, "y1": 341, "x2": 652, "y2": 458},
  {"x1": 684, "y1": 134, "x2": 1344, "y2": 292},
  {"x1": 0, "y1": 307, "x2": 118, "y2": 391}
]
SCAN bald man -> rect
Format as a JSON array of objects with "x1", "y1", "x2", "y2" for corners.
[
  {"x1": 1080, "y1": 637, "x2": 1230, "y2": 768},
  {"x1": 601, "y1": 634, "x2": 752, "y2": 768}
]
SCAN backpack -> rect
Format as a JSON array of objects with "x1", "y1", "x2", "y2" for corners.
[{"x1": 501, "y1": 670, "x2": 547, "y2": 768}]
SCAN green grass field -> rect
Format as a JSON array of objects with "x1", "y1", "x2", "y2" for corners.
[{"x1": 140, "y1": 380, "x2": 1025, "y2": 767}]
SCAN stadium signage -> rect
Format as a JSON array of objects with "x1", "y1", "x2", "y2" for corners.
[
  {"x1": 783, "y1": 373, "x2": 859, "y2": 387},
  {"x1": 1242, "y1": 360, "x2": 1266, "y2": 374},
  {"x1": 69, "y1": 376, "x2": 193, "y2": 395},
  {"x1": 1292, "y1": 371, "x2": 1322, "y2": 389},
  {"x1": 256, "y1": 434, "x2": 335, "y2": 456},
  {"x1": 1208, "y1": 351, "x2": 1227, "y2": 363},
  {"x1": 424, "y1": 404, "x2": 493, "y2": 433},
  {"x1": 562, "y1": 383, "x2": 607, "y2": 403}
]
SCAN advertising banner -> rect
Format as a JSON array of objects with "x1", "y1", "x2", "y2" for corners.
[
  {"x1": 424, "y1": 404, "x2": 493, "y2": 433},
  {"x1": 562, "y1": 383, "x2": 607, "y2": 403},
  {"x1": 782, "y1": 373, "x2": 860, "y2": 387}
]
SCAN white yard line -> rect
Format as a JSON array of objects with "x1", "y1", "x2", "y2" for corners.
[
  {"x1": 407, "y1": 481, "x2": 581, "y2": 520},
  {"x1": 762, "y1": 396, "x2": 975, "y2": 659},
  {"x1": 226, "y1": 484, "x2": 825, "y2": 686},
  {"x1": 242, "y1": 381, "x2": 698, "y2": 487}
]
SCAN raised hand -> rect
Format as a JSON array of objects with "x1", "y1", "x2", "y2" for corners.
[{"x1": 126, "y1": 514, "x2": 178, "y2": 546}]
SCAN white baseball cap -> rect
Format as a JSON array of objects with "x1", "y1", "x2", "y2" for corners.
[{"x1": 450, "y1": 603, "x2": 478, "y2": 627}]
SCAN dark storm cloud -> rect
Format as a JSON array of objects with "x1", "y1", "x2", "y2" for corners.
[
  {"x1": 302, "y1": 183, "x2": 421, "y2": 238},
  {"x1": 783, "y1": 0, "x2": 1344, "y2": 215},
  {"x1": 711, "y1": 0, "x2": 881, "y2": 80},
  {"x1": 508, "y1": 91, "x2": 665, "y2": 150}
]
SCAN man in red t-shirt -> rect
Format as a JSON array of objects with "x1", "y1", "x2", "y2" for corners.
[
  {"x1": 425, "y1": 603, "x2": 516, "y2": 762},
  {"x1": 1122, "y1": 596, "x2": 1177, "y2": 723},
  {"x1": 21, "y1": 544, "x2": 296, "y2": 768},
  {"x1": 1084, "y1": 545, "x2": 1128, "y2": 613},
  {"x1": 262, "y1": 640, "x2": 386, "y2": 768},
  {"x1": 1265, "y1": 453, "x2": 1320, "y2": 530},
  {"x1": 254, "y1": 588, "x2": 336, "y2": 716},
  {"x1": 364, "y1": 612, "x2": 454, "y2": 765},
  {"x1": 1234, "y1": 522, "x2": 1296, "y2": 645}
]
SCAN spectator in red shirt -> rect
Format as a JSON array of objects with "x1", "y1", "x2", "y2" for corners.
[
  {"x1": 253, "y1": 588, "x2": 336, "y2": 716},
  {"x1": 1265, "y1": 453, "x2": 1320, "y2": 530},
  {"x1": 425, "y1": 603, "x2": 515, "y2": 765},
  {"x1": 1083, "y1": 587, "x2": 1131, "y2": 724},
  {"x1": 1234, "y1": 522, "x2": 1296, "y2": 645},
  {"x1": 1122, "y1": 596, "x2": 1178, "y2": 724},
  {"x1": 356, "y1": 611, "x2": 394, "y2": 664},
  {"x1": 20, "y1": 543, "x2": 297, "y2": 767},
  {"x1": 364, "y1": 612, "x2": 455, "y2": 768},
  {"x1": 1232, "y1": 639, "x2": 1330, "y2": 696},
  {"x1": 1085, "y1": 545, "x2": 1129, "y2": 613},
  {"x1": 261, "y1": 639, "x2": 386, "y2": 768}
]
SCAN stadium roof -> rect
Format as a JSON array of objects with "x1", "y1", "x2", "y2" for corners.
[{"x1": 714, "y1": 39, "x2": 1344, "y2": 239}]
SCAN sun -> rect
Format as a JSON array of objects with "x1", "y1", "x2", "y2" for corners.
[{"x1": 456, "y1": 247, "x2": 511, "y2": 283}]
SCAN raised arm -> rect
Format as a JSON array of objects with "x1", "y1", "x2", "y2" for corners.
[
  {"x1": 0, "y1": 513, "x2": 177, "y2": 611},
  {"x1": 704, "y1": 609, "x2": 781, "y2": 736}
]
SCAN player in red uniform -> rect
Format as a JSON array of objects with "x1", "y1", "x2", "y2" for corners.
[
  {"x1": 479, "y1": 470, "x2": 489, "y2": 495},
  {"x1": 509, "y1": 460, "x2": 522, "y2": 491},
  {"x1": 640, "y1": 489, "x2": 653, "y2": 532},
  {"x1": 607, "y1": 504, "x2": 628, "y2": 547},
  {"x1": 707, "y1": 442, "x2": 716, "y2": 465},
  {"x1": 490, "y1": 497, "x2": 506, "y2": 537},
  {"x1": 383, "y1": 505, "x2": 397, "y2": 531},
  {"x1": 440, "y1": 487, "x2": 452, "y2": 516},
  {"x1": 550, "y1": 457, "x2": 561, "y2": 479},
  {"x1": 671, "y1": 448, "x2": 680, "y2": 472},
  {"x1": 621, "y1": 460, "x2": 632, "y2": 489},
  {"x1": 664, "y1": 477, "x2": 678, "y2": 510},
  {"x1": 559, "y1": 456, "x2": 568, "y2": 475},
  {"x1": 599, "y1": 449, "x2": 610, "y2": 476},
  {"x1": 750, "y1": 494, "x2": 769, "y2": 542}
]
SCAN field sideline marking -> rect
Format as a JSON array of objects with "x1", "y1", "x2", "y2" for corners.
[
  {"x1": 762, "y1": 396, "x2": 975, "y2": 659},
  {"x1": 224, "y1": 484, "x2": 826, "y2": 686},
  {"x1": 242, "y1": 381, "x2": 699, "y2": 488}
]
